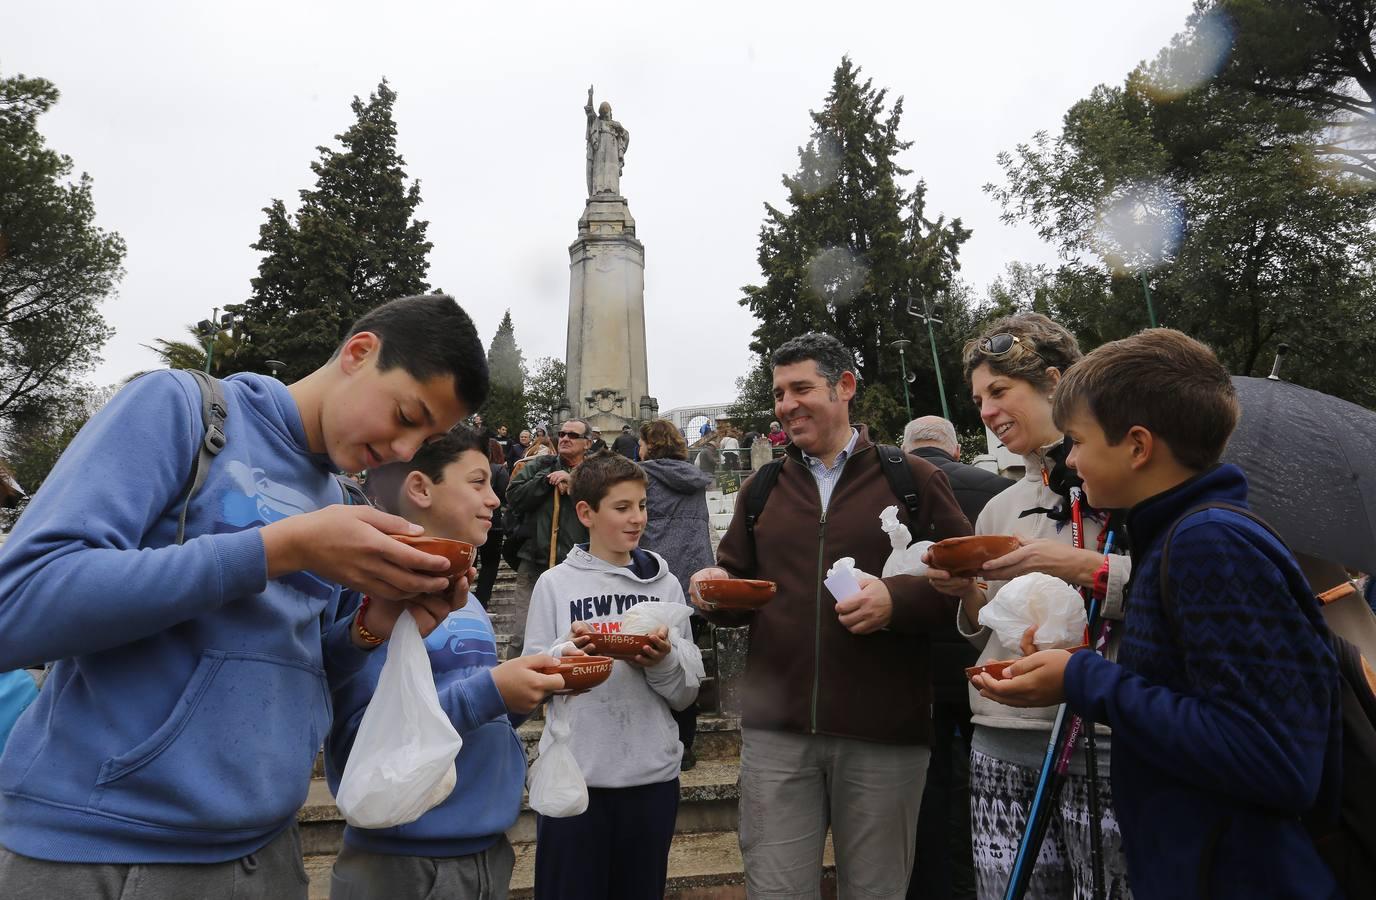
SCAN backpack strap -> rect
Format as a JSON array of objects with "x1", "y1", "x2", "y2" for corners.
[
  {"x1": 336, "y1": 475, "x2": 371, "y2": 507},
  {"x1": 876, "y1": 444, "x2": 928, "y2": 532},
  {"x1": 743, "y1": 458, "x2": 785, "y2": 543},
  {"x1": 177, "y1": 370, "x2": 228, "y2": 545}
]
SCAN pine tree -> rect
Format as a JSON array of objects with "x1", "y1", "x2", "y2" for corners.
[
  {"x1": 737, "y1": 57, "x2": 970, "y2": 439},
  {"x1": 0, "y1": 72, "x2": 121, "y2": 434},
  {"x1": 524, "y1": 357, "x2": 567, "y2": 431},
  {"x1": 228, "y1": 79, "x2": 431, "y2": 380},
  {"x1": 480, "y1": 310, "x2": 528, "y2": 432}
]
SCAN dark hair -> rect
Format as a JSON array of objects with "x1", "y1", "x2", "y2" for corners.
[
  {"x1": 343, "y1": 294, "x2": 489, "y2": 413},
  {"x1": 962, "y1": 312, "x2": 1081, "y2": 391},
  {"x1": 571, "y1": 450, "x2": 646, "y2": 510},
  {"x1": 1052, "y1": 328, "x2": 1239, "y2": 470},
  {"x1": 487, "y1": 438, "x2": 505, "y2": 465},
  {"x1": 404, "y1": 426, "x2": 488, "y2": 483},
  {"x1": 639, "y1": 418, "x2": 688, "y2": 461},
  {"x1": 770, "y1": 332, "x2": 855, "y2": 388}
]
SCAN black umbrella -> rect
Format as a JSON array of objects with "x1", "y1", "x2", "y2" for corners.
[{"x1": 1224, "y1": 375, "x2": 1376, "y2": 573}]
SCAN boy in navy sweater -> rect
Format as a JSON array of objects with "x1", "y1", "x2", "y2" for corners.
[
  {"x1": 975, "y1": 329, "x2": 1341, "y2": 900},
  {"x1": 328, "y1": 428, "x2": 564, "y2": 899},
  {"x1": 0, "y1": 295, "x2": 488, "y2": 899}
]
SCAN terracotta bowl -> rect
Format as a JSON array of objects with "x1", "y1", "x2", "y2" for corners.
[
  {"x1": 965, "y1": 659, "x2": 1016, "y2": 681},
  {"x1": 929, "y1": 535, "x2": 1020, "y2": 577},
  {"x1": 538, "y1": 656, "x2": 614, "y2": 694},
  {"x1": 587, "y1": 633, "x2": 654, "y2": 661},
  {"x1": 389, "y1": 534, "x2": 476, "y2": 579},
  {"x1": 694, "y1": 579, "x2": 776, "y2": 611}
]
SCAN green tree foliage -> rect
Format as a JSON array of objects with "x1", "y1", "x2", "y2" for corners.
[
  {"x1": 524, "y1": 356, "x2": 567, "y2": 431},
  {"x1": 143, "y1": 320, "x2": 254, "y2": 375},
  {"x1": 726, "y1": 360, "x2": 775, "y2": 434},
  {"x1": 988, "y1": 9, "x2": 1376, "y2": 407},
  {"x1": 3, "y1": 381, "x2": 114, "y2": 507},
  {"x1": 480, "y1": 310, "x2": 527, "y2": 432},
  {"x1": 1212, "y1": 0, "x2": 1376, "y2": 182},
  {"x1": 0, "y1": 72, "x2": 121, "y2": 432},
  {"x1": 228, "y1": 80, "x2": 431, "y2": 380},
  {"x1": 737, "y1": 57, "x2": 972, "y2": 439}
]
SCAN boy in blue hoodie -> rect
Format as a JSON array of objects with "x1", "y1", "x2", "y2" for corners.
[
  {"x1": 974, "y1": 329, "x2": 1341, "y2": 900},
  {"x1": 523, "y1": 451, "x2": 700, "y2": 900},
  {"x1": 0, "y1": 294, "x2": 488, "y2": 899},
  {"x1": 327, "y1": 427, "x2": 565, "y2": 899}
]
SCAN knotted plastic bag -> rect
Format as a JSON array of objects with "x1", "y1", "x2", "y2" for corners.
[
  {"x1": 336, "y1": 609, "x2": 463, "y2": 829},
  {"x1": 528, "y1": 695, "x2": 588, "y2": 817},
  {"x1": 824, "y1": 557, "x2": 875, "y2": 603},
  {"x1": 620, "y1": 601, "x2": 706, "y2": 687},
  {"x1": 879, "y1": 506, "x2": 935, "y2": 578},
  {"x1": 977, "y1": 572, "x2": 1087, "y2": 653}
]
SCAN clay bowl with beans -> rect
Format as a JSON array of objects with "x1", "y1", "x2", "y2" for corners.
[
  {"x1": 928, "y1": 535, "x2": 1020, "y2": 578},
  {"x1": 694, "y1": 579, "x2": 776, "y2": 611},
  {"x1": 586, "y1": 633, "x2": 655, "y2": 661},
  {"x1": 389, "y1": 535, "x2": 476, "y2": 581},
  {"x1": 538, "y1": 656, "x2": 614, "y2": 695}
]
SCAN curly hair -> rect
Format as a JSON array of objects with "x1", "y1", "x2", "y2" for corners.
[
  {"x1": 638, "y1": 419, "x2": 687, "y2": 461},
  {"x1": 962, "y1": 312, "x2": 1082, "y2": 391}
]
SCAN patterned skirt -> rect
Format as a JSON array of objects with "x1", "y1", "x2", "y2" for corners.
[{"x1": 969, "y1": 748, "x2": 1133, "y2": 900}]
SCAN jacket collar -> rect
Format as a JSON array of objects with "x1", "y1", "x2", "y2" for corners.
[
  {"x1": 1124, "y1": 463, "x2": 1249, "y2": 550},
  {"x1": 784, "y1": 423, "x2": 874, "y2": 465},
  {"x1": 911, "y1": 446, "x2": 956, "y2": 465}
]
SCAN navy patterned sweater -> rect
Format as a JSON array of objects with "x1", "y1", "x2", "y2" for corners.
[{"x1": 1064, "y1": 464, "x2": 1341, "y2": 900}]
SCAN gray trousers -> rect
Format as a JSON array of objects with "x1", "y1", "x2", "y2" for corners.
[
  {"x1": 739, "y1": 727, "x2": 930, "y2": 899},
  {"x1": 0, "y1": 822, "x2": 308, "y2": 900},
  {"x1": 329, "y1": 836, "x2": 514, "y2": 900},
  {"x1": 511, "y1": 559, "x2": 544, "y2": 656}
]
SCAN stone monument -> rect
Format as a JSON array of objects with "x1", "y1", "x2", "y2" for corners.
[{"x1": 556, "y1": 86, "x2": 658, "y2": 432}]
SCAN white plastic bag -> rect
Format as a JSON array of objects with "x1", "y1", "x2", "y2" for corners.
[
  {"x1": 528, "y1": 695, "x2": 588, "y2": 817},
  {"x1": 620, "y1": 601, "x2": 705, "y2": 687},
  {"x1": 879, "y1": 506, "x2": 935, "y2": 577},
  {"x1": 977, "y1": 572, "x2": 1087, "y2": 653},
  {"x1": 335, "y1": 609, "x2": 463, "y2": 829}
]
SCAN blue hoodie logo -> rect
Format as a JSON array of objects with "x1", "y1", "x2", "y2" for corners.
[{"x1": 220, "y1": 460, "x2": 317, "y2": 527}]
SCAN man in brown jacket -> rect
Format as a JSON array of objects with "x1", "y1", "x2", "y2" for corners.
[{"x1": 691, "y1": 333, "x2": 970, "y2": 899}]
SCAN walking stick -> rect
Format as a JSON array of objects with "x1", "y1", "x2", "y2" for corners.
[{"x1": 1002, "y1": 491, "x2": 1111, "y2": 900}]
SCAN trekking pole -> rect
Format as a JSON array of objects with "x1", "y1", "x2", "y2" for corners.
[
  {"x1": 1078, "y1": 508, "x2": 1110, "y2": 900},
  {"x1": 1003, "y1": 496, "x2": 1110, "y2": 900}
]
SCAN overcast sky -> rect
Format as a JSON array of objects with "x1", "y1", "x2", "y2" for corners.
[{"x1": 7, "y1": 0, "x2": 1196, "y2": 413}]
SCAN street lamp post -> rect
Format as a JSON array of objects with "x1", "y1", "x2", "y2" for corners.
[
  {"x1": 891, "y1": 339, "x2": 913, "y2": 422},
  {"x1": 196, "y1": 309, "x2": 239, "y2": 374},
  {"x1": 906, "y1": 296, "x2": 951, "y2": 421},
  {"x1": 266, "y1": 359, "x2": 286, "y2": 379}
]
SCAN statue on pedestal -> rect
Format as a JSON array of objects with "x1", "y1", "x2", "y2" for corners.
[{"x1": 585, "y1": 86, "x2": 630, "y2": 197}]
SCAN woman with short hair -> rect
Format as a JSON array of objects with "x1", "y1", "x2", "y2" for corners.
[{"x1": 637, "y1": 419, "x2": 714, "y2": 769}]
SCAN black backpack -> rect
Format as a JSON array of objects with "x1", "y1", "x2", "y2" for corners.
[
  {"x1": 1160, "y1": 503, "x2": 1376, "y2": 897},
  {"x1": 742, "y1": 444, "x2": 931, "y2": 544},
  {"x1": 174, "y1": 371, "x2": 368, "y2": 547}
]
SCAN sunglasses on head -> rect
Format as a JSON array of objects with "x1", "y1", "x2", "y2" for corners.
[
  {"x1": 557, "y1": 430, "x2": 587, "y2": 440},
  {"x1": 978, "y1": 333, "x2": 1048, "y2": 365}
]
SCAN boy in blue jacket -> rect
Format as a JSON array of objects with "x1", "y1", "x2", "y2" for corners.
[
  {"x1": 975, "y1": 329, "x2": 1341, "y2": 900},
  {"x1": 0, "y1": 294, "x2": 488, "y2": 899},
  {"x1": 327, "y1": 428, "x2": 564, "y2": 899}
]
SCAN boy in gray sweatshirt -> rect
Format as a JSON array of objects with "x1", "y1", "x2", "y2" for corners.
[{"x1": 522, "y1": 451, "x2": 698, "y2": 900}]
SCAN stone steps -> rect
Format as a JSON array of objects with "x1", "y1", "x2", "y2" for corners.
[
  {"x1": 303, "y1": 832, "x2": 837, "y2": 899},
  {"x1": 300, "y1": 710, "x2": 760, "y2": 898}
]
